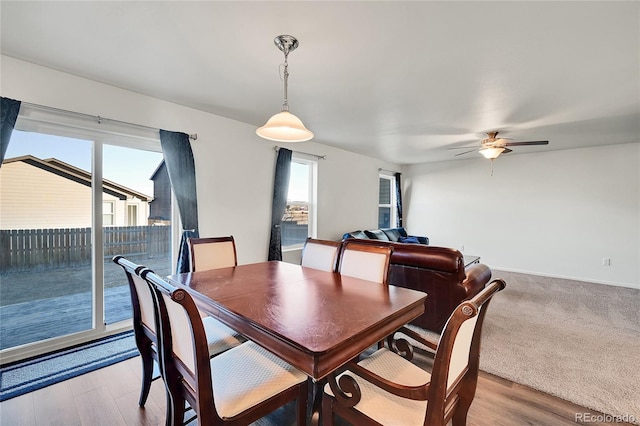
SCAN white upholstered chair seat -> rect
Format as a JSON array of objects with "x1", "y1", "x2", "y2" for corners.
[
  {"x1": 209, "y1": 341, "x2": 308, "y2": 419},
  {"x1": 324, "y1": 348, "x2": 431, "y2": 426},
  {"x1": 202, "y1": 316, "x2": 245, "y2": 356}
]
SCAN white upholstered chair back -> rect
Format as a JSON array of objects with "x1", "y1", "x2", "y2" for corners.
[
  {"x1": 189, "y1": 236, "x2": 237, "y2": 271},
  {"x1": 301, "y1": 238, "x2": 340, "y2": 272},
  {"x1": 132, "y1": 273, "x2": 156, "y2": 334},
  {"x1": 338, "y1": 242, "x2": 392, "y2": 284},
  {"x1": 160, "y1": 290, "x2": 197, "y2": 374},
  {"x1": 446, "y1": 305, "x2": 482, "y2": 390}
]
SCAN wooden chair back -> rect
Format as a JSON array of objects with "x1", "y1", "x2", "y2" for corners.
[
  {"x1": 188, "y1": 236, "x2": 237, "y2": 272},
  {"x1": 112, "y1": 255, "x2": 156, "y2": 406},
  {"x1": 323, "y1": 279, "x2": 506, "y2": 426},
  {"x1": 338, "y1": 240, "x2": 392, "y2": 284},
  {"x1": 142, "y1": 270, "x2": 308, "y2": 426},
  {"x1": 426, "y1": 279, "x2": 506, "y2": 424},
  {"x1": 143, "y1": 270, "x2": 219, "y2": 424},
  {"x1": 301, "y1": 238, "x2": 341, "y2": 272}
]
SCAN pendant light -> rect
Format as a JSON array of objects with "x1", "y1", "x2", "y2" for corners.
[{"x1": 256, "y1": 35, "x2": 314, "y2": 142}]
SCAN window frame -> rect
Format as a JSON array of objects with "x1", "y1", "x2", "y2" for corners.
[
  {"x1": 281, "y1": 155, "x2": 318, "y2": 251},
  {"x1": 127, "y1": 204, "x2": 138, "y2": 226},
  {"x1": 103, "y1": 201, "x2": 115, "y2": 226},
  {"x1": 378, "y1": 173, "x2": 397, "y2": 229}
]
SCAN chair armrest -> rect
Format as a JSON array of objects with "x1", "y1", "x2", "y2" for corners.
[
  {"x1": 389, "y1": 326, "x2": 438, "y2": 351},
  {"x1": 327, "y1": 358, "x2": 430, "y2": 407}
]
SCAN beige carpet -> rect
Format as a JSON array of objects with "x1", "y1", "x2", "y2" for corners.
[{"x1": 478, "y1": 270, "x2": 640, "y2": 423}]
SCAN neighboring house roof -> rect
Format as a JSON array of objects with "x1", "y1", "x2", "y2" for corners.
[
  {"x1": 1, "y1": 155, "x2": 152, "y2": 202},
  {"x1": 149, "y1": 160, "x2": 165, "y2": 181}
]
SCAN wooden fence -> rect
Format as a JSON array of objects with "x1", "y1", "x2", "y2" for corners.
[{"x1": 0, "y1": 226, "x2": 170, "y2": 272}]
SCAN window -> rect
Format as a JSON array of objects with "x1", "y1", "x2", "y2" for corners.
[
  {"x1": 281, "y1": 157, "x2": 317, "y2": 249},
  {"x1": 103, "y1": 201, "x2": 115, "y2": 225},
  {"x1": 378, "y1": 174, "x2": 396, "y2": 229},
  {"x1": 127, "y1": 204, "x2": 137, "y2": 226}
]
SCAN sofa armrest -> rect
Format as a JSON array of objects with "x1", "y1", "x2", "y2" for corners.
[{"x1": 461, "y1": 263, "x2": 492, "y2": 298}]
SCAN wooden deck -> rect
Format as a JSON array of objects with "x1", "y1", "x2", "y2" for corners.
[
  {"x1": 0, "y1": 254, "x2": 171, "y2": 351},
  {"x1": 0, "y1": 285, "x2": 132, "y2": 350}
]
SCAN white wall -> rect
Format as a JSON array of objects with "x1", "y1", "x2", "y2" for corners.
[
  {"x1": 403, "y1": 143, "x2": 640, "y2": 288},
  {"x1": 1, "y1": 56, "x2": 397, "y2": 264}
]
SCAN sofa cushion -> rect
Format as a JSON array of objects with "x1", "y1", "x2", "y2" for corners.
[
  {"x1": 399, "y1": 236, "x2": 420, "y2": 244},
  {"x1": 342, "y1": 230, "x2": 370, "y2": 240},
  {"x1": 381, "y1": 228, "x2": 404, "y2": 242},
  {"x1": 415, "y1": 236, "x2": 429, "y2": 245},
  {"x1": 364, "y1": 229, "x2": 391, "y2": 241}
]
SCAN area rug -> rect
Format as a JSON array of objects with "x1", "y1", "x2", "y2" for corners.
[
  {"x1": 478, "y1": 270, "x2": 640, "y2": 423},
  {"x1": 0, "y1": 330, "x2": 137, "y2": 401}
]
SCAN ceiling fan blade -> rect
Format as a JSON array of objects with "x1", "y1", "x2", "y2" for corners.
[
  {"x1": 501, "y1": 148, "x2": 513, "y2": 154},
  {"x1": 504, "y1": 141, "x2": 549, "y2": 146},
  {"x1": 454, "y1": 149, "x2": 476, "y2": 157},
  {"x1": 448, "y1": 146, "x2": 479, "y2": 150}
]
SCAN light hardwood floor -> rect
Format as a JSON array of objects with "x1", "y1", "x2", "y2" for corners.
[{"x1": 0, "y1": 355, "x2": 632, "y2": 426}]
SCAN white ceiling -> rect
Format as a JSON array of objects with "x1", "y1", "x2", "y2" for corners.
[{"x1": 1, "y1": 1, "x2": 638, "y2": 164}]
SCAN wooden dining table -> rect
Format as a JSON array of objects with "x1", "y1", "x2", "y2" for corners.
[{"x1": 166, "y1": 260, "x2": 427, "y2": 422}]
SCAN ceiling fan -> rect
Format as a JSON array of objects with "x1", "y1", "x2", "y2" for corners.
[{"x1": 449, "y1": 131, "x2": 549, "y2": 160}]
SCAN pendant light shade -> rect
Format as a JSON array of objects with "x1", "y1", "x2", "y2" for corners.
[
  {"x1": 256, "y1": 35, "x2": 313, "y2": 143},
  {"x1": 256, "y1": 111, "x2": 313, "y2": 142}
]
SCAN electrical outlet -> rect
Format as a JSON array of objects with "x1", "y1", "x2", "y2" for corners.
[{"x1": 602, "y1": 258, "x2": 611, "y2": 266}]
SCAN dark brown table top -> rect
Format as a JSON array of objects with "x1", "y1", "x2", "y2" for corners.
[{"x1": 167, "y1": 261, "x2": 427, "y2": 380}]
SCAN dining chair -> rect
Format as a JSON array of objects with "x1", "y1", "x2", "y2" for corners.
[
  {"x1": 142, "y1": 270, "x2": 309, "y2": 426},
  {"x1": 337, "y1": 240, "x2": 392, "y2": 284},
  {"x1": 322, "y1": 279, "x2": 507, "y2": 426},
  {"x1": 300, "y1": 238, "x2": 341, "y2": 272},
  {"x1": 112, "y1": 255, "x2": 244, "y2": 407},
  {"x1": 188, "y1": 236, "x2": 237, "y2": 272}
]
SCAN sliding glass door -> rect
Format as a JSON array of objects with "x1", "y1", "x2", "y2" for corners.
[
  {"x1": 0, "y1": 132, "x2": 95, "y2": 349},
  {"x1": 102, "y1": 144, "x2": 171, "y2": 325},
  {"x1": 0, "y1": 110, "x2": 173, "y2": 361}
]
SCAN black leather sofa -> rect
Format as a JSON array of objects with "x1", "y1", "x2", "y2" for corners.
[{"x1": 342, "y1": 227, "x2": 429, "y2": 245}]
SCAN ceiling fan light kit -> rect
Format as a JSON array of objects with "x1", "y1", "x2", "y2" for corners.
[
  {"x1": 479, "y1": 146, "x2": 505, "y2": 159},
  {"x1": 256, "y1": 35, "x2": 314, "y2": 143},
  {"x1": 450, "y1": 131, "x2": 549, "y2": 161}
]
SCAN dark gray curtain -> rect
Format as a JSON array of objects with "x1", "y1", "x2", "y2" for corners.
[
  {"x1": 159, "y1": 129, "x2": 199, "y2": 273},
  {"x1": 0, "y1": 97, "x2": 22, "y2": 167},
  {"x1": 268, "y1": 148, "x2": 292, "y2": 261},
  {"x1": 394, "y1": 172, "x2": 403, "y2": 227}
]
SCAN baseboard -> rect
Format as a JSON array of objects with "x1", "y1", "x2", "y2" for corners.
[{"x1": 490, "y1": 267, "x2": 639, "y2": 290}]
